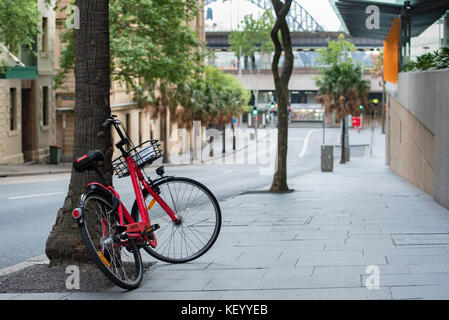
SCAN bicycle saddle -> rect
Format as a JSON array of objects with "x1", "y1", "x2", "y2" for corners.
[{"x1": 73, "y1": 150, "x2": 104, "y2": 172}]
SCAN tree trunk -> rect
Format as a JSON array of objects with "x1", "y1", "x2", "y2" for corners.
[
  {"x1": 269, "y1": 0, "x2": 293, "y2": 193},
  {"x1": 45, "y1": 0, "x2": 112, "y2": 266},
  {"x1": 340, "y1": 116, "x2": 346, "y2": 164}
]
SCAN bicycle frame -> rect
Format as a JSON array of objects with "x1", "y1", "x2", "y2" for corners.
[
  {"x1": 75, "y1": 116, "x2": 180, "y2": 249},
  {"x1": 84, "y1": 155, "x2": 179, "y2": 249}
]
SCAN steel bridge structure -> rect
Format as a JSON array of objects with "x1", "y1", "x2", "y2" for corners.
[{"x1": 205, "y1": 0, "x2": 324, "y2": 32}]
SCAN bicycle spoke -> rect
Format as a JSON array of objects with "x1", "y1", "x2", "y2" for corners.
[{"x1": 133, "y1": 178, "x2": 220, "y2": 263}]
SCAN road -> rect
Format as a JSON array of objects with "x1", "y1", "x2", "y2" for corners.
[{"x1": 0, "y1": 126, "x2": 340, "y2": 269}]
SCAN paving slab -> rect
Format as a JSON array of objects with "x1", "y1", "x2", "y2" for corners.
[{"x1": 3, "y1": 128, "x2": 449, "y2": 300}]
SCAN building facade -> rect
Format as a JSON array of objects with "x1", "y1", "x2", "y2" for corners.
[{"x1": 0, "y1": 0, "x2": 56, "y2": 164}]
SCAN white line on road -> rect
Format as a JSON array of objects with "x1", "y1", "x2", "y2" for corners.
[
  {"x1": 224, "y1": 170, "x2": 234, "y2": 174},
  {"x1": 298, "y1": 129, "x2": 318, "y2": 158},
  {"x1": 8, "y1": 192, "x2": 65, "y2": 200}
]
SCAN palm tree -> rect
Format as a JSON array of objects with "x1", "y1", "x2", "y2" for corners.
[{"x1": 316, "y1": 62, "x2": 370, "y2": 164}]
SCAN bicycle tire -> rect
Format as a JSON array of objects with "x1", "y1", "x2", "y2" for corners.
[
  {"x1": 131, "y1": 177, "x2": 221, "y2": 263},
  {"x1": 78, "y1": 192, "x2": 143, "y2": 290}
]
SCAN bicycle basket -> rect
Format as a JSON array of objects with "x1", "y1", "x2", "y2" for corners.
[{"x1": 112, "y1": 140, "x2": 163, "y2": 178}]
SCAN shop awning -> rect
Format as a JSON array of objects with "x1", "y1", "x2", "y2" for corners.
[
  {"x1": 0, "y1": 66, "x2": 37, "y2": 79},
  {"x1": 334, "y1": 0, "x2": 449, "y2": 40}
]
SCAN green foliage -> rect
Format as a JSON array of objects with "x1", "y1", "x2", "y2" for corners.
[
  {"x1": 228, "y1": 10, "x2": 274, "y2": 60},
  {"x1": 0, "y1": 0, "x2": 41, "y2": 55},
  {"x1": 109, "y1": 0, "x2": 205, "y2": 91},
  {"x1": 179, "y1": 66, "x2": 251, "y2": 124},
  {"x1": 316, "y1": 34, "x2": 356, "y2": 68},
  {"x1": 55, "y1": 1, "x2": 205, "y2": 101},
  {"x1": 316, "y1": 62, "x2": 370, "y2": 120},
  {"x1": 402, "y1": 47, "x2": 449, "y2": 72},
  {"x1": 55, "y1": 0, "x2": 250, "y2": 125}
]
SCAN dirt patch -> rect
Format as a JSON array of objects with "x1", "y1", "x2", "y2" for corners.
[{"x1": 0, "y1": 262, "x2": 155, "y2": 293}]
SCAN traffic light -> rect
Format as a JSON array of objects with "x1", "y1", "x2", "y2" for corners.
[
  {"x1": 360, "y1": 105, "x2": 364, "y2": 111},
  {"x1": 252, "y1": 106, "x2": 258, "y2": 116}
]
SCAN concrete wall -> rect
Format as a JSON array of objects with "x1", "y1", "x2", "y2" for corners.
[
  {"x1": 387, "y1": 94, "x2": 435, "y2": 195},
  {"x1": 387, "y1": 69, "x2": 449, "y2": 209}
]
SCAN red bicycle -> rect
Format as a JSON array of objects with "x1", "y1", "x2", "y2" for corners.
[{"x1": 72, "y1": 115, "x2": 221, "y2": 289}]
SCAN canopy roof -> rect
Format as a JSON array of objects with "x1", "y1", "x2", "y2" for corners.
[{"x1": 334, "y1": 0, "x2": 449, "y2": 40}]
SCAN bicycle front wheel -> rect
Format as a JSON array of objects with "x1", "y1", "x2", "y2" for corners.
[
  {"x1": 131, "y1": 177, "x2": 221, "y2": 263},
  {"x1": 79, "y1": 192, "x2": 143, "y2": 290}
]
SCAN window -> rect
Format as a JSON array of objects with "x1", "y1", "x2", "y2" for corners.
[
  {"x1": 10, "y1": 88, "x2": 17, "y2": 131},
  {"x1": 41, "y1": 17, "x2": 48, "y2": 53},
  {"x1": 42, "y1": 86, "x2": 49, "y2": 126}
]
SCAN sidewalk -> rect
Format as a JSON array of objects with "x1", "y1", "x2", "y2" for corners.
[
  {"x1": 2, "y1": 129, "x2": 449, "y2": 299},
  {"x1": 0, "y1": 163, "x2": 72, "y2": 178},
  {"x1": 0, "y1": 128, "x2": 268, "y2": 178}
]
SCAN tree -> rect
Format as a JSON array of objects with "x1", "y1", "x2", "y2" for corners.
[
  {"x1": 46, "y1": 0, "x2": 112, "y2": 265},
  {"x1": 0, "y1": 0, "x2": 41, "y2": 55},
  {"x1": 371, "y1": 51, "x2": 385, "y2": 133},
  {"x1": 229, "y1": 10, "x2": 274, "y2": 133},
  {"x1": 229, "y1": 10, "x2": 274, "y2": 70},
  {"x1": 0, "y1": 0, "x2": 53, "y2": 73},
  {"x1": 315, "y1": 62, "x2": 370, "y2": 164},
  {"x1": 55, "y1": 0, "x2": 206, "y2": 163},
  {"x1": 269, "y1": 0, "x2": 294, "y2": 193},
  {"x1": 316, "y1": 34, "x2": 356, "y2": 67}
]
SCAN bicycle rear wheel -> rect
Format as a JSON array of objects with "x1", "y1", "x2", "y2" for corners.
[
  {"x1": 79, "y1": 192, "x2": 143, "y2": 290},
  {"x1": 131, "y1": 177, "x2": 221, "y2": 263}
]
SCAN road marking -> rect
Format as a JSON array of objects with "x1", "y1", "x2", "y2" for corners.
[
  {"x1": 298, "y1": 129, "x2": 318, "y2": 158},
  {"x1": 8, "y1": 192, "x2": 65, "y2": 200},
  {"x1": 224, "y1": 170, "x2": 234, "y2": 174}
]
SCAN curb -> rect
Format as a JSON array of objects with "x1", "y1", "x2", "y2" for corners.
[
  {"x1": 0, "y1": 170, "x2": 72, "y2": 178},
  {"x1": 0, "y1": 255, "x2": 49, "y2": 277}
]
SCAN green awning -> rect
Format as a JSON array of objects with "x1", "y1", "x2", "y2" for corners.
[
  {"x1": 1, "y1": 66, "x2": 37, "y2": 79},
  {"x1": 334, "y1": 0, "x2": 449, "y2": 40}
]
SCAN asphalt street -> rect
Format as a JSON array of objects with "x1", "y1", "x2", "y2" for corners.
[{"x1": 0, "y1": 126, "x2": 341, "y2": 269}]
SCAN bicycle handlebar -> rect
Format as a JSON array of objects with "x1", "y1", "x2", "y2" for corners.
[
  {"x1": 98, "y1": 115, "x2": 129, "y2": 154},
  {"x1": 98, "y1": 115, "x2": 118, "y2": 133}
]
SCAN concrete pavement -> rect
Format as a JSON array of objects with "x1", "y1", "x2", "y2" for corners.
[{"x1": 2, "y1": 128, "x2": 449, "y2": 299}]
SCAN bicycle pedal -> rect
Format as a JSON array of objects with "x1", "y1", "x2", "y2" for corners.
[{"x1": 142, "y1": 224, "x2": 160, "y2": 238}]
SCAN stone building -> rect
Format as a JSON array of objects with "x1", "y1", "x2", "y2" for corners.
[{"x1": 0, "y1": 0, "x2": 56, "y2": 164}]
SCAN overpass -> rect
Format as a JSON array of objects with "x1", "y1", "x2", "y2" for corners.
[
  {"x1": 206, "y1": 31, "x2": 384, "y2": 50},
  {"x1": 206, "y1": 31, "x2": 384, "y2": 122}
]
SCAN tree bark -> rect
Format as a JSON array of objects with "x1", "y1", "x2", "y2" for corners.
[
  {"x1": 269, "y1": 0, "x2": 293, "y2": 193},
  {"x1": 45, "y1": 0, "x2": 112, "y2": 266}
]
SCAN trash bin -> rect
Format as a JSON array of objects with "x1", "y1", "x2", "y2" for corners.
[
  {"x1": 321, "y1": 145, "x2": 333, "y2": 172},
  {"x1": 49, "y1": 145, "x2": 61, "y2": 164}
]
